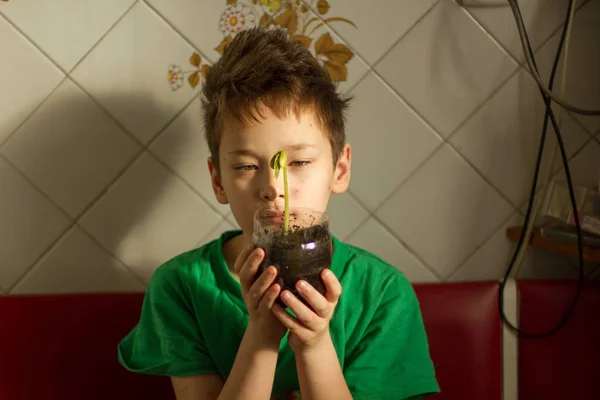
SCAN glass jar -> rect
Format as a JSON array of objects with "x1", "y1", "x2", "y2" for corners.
[{"x1": 252, "y1": 206, "x2": 333, "y2": 306}]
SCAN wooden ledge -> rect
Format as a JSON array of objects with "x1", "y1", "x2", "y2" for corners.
[{"x1": 506, "y1": 226, "x2": 600, "y2": 263}]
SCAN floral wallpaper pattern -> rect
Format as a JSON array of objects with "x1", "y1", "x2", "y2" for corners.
[{"x1": 169, "y1": 0, "x2": 357, "y2": 91}]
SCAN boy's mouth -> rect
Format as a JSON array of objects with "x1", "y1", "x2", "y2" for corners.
[
  {"x1": 261, "y1": 209, "x2": 297, "y2": 223},
  {"x1": 268, "y1": 212, "x2": 291, "y2": 222},
  {"x1": 266, "y1": 213, "x2": 284, "y2": 221}
]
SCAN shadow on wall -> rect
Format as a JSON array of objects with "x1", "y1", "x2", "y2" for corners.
[{"x1": 0, "y1": 80, "x2": 225, "y2": 295}]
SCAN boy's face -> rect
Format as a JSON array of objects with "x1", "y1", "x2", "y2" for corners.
[{"x1": 208, "y1": 106, "x2": 351, "y2": 240}]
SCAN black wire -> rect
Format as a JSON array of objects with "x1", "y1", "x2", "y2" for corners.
[
  {"x1": 499, "y1": 0, "x2": 584, "y2": 338},
  {"x1": 507, "y1": 0, "x2": 600, "y2": 116}
]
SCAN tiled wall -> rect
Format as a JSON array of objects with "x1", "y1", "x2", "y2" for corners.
[{"x1": 1, "y1": 0, "x2": 599, "y2": 294}]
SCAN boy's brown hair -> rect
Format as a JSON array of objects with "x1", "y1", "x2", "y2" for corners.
[{"x1": 201, "y1": 27, "x2": 351, "y2": 171}]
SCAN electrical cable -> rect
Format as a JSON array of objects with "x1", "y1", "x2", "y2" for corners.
[
  {"x1": 507, "y1": 0, "x2": 600, "y2": 116},
  {"x1": 510, "y1": 0, "x2": 575, "y2": 280},
  {"x1": 499, "y1": 0, "x2": 585, "y2": 338}
]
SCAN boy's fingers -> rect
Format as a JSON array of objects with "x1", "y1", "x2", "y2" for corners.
[
  {"x1": 272, "y1": 303, "x2": 301, "y2": 331},
  {"x1": 258, "y1": 282, "x2": 281, "y2": 311},
  {"x1": 239, "y1": 248, "x2": 264, "y2": 291},
  {"x1": 246, "y1": 266, "x2": 277, "y2": 309},
  {"x1": 234, "y1": 244, "x2": 255, "y2": 274},
  {"x1": 322, "y1": 269, "x2": 342, "y2": 303},
  {"x1": 281, "y1": 290, "x2": 317, "y2": 326},
  {"x1": 295, "y1": 280, "x2": 329, "y2": 318}
]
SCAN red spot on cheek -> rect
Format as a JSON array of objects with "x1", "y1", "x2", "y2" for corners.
[{"x1": 289, "y1": 187, "x2": 300, "y2": 199}]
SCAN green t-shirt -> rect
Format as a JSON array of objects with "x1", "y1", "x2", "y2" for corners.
[{"x1": 118, "y1": 230, "x2": 440, "y2": 399}]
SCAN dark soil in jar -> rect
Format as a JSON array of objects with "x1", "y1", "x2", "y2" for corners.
[{"x1": 257, "y1": 222, "x2": 332, "y2": 308}]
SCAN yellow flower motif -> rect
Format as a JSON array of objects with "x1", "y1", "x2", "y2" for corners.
[
  {"x1": 220, "y1": 2, "x2": 257, "y2": 36},
  {"x1": 168, "y1": 64, "x2": 184, "y2": 90},
  {"x1": 168, "y1": 0, "x2": 358, "y2": 89},
  {"x1": 259, "y1": 0, "x2": 282, "y2": 13}
]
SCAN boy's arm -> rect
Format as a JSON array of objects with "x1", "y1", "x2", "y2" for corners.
[
  {"x1": 119, "y1": 248, "x2": 285, "y2": 400},
  {"x1": 294, "y1": 333, "x2": 352, "y2": 400},
  {"x1": 272, "y1": 270, "x2": 352, "y2": 400},
  {"x1": 171, "y1": 375, "x2": 223, "y2": 400},
  {"x1": 218, "y1": 322, "x2": 280, "y2": 400},
  {"x1": 171, "y1": 323, "x2": 280, "y2": 400}
]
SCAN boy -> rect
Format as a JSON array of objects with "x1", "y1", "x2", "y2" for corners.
[{"x1": 118, "y1": 27, "x2": 439, "y2": 400}]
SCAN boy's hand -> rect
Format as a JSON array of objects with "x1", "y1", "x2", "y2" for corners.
[
  {"x1": 271, "y1": 268, "x2": 342, "y2": 353},
  {"x1": 235, "y1": 245, "x2": 287, "y2": 348}
]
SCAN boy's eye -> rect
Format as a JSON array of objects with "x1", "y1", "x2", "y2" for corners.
[
  {"x1": 235, "y1": 164, "x2": 257, "y2": 171},
  {"x1": 289, "y1": 160, "x2": 310, "y2": 167}
]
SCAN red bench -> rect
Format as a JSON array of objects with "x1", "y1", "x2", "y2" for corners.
[
  {"x1": 517, "y1": 280, "x2": 600, "y2": 400},
  {"x1": 1, "y1": 280, "x2": 597, "y2": 399},
  {"x1": 415, "y1": 282, "x2": 502, "y2": 399},
  {"x1": 0, "y1": 293, "x2": 174, "y2": 400}
]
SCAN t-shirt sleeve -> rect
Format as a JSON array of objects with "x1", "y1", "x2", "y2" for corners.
[
  {"x1": 343, "y1": 274, "x2": 440, "y2": 400},
  {"x1": 118, "y1": 262, "x2": 219, "y2": 377}
]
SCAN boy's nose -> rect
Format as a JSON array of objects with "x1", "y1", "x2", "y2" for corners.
[
  {"x1": 260, "y1": 185, "x2": 277, "y2": 201},
  {"x1": 259, "y1": 171, "x2": 283, "y2": 202}
]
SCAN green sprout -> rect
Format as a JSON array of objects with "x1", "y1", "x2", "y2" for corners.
[{"x1": 270, "y1": 150, "x2": 289, "y2": 234}]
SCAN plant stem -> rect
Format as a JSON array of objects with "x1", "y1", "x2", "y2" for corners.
[{"x1": 283, "y1": 164, "x2": 289, "y2": 234}]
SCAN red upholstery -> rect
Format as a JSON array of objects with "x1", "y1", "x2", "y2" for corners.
[
  {"x1": 0, "y1": 283, "x2": 504, "y2": 400},
  {"x1": 0, "y1": 293, "x2": 174, "y2": 400},
  {"x1": 414, "y1": 282, "x2": 502, "y2": 400},
  {"x1": 517, "y1": 280, "x2": 600, "y2": 400}
]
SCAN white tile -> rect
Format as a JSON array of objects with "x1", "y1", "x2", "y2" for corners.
[
  {"x1": 449, "y1": 214, "x2": 535, "y2": 282},
  {"x1": 466, "y1": 0, "x2": 575, "y2": 64},
  {"x1": 78, "y1": 152, "x2": 222, "y2": 283},
  {"x1": 0, "y1": 16, "x2": 64, "y2": 145},
  {"x1": 150, "y1": 97, "x2": 229, "y2": 215},
  {"x1": 270, "y1": 3, "x2": 369, "y2": 93},
  {"x1": 11, "y1": 226, "x2": 145, "y2": 295},
  {"x1": 346, "y1": 72, "x2": 442, "y2": 211},
  {"x1": 326, "y1": 192, "x2": 369, "y2": 241},
  {"x1": 376, "y1": 0, "x2": 518, "y2": 137},
  {"x1": 146, "y1": 0, "x2": 283, "y2": 64},
  {"x1": 450, "y1": 68, "x2": 590, "y2": 207},
  {"x1": 532, "y1": 0, "x2": 600, "y2": 135},
  {"x1": 346, "y1": 217, "x2": 440, "y2": 283},
  {"x1": 196, "y1": 218, "x2": 237, "y2": 248},
  {"x1": 0, "y1": 158, "x2": 71, "y2": 291},
  {"x1": 70, "y1": 2, "x2": 200, "y2": 144},
  {"x1": 1, "y1": 79, "x2": 141, "y2": 218},
  {"x1": 0, "y1": 0, "x2": 136, "y2": 71},
  {"x1": 305, "y1": 0, "x2": 439, "y2": 65},
  {"x1": 376, "y1": 145, "x2": 515, "y2": 278}
]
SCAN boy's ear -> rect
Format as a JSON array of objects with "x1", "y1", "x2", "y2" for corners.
[
  {"x1": 331, "y1": 144, "x2": 351, "y2": 194},
  {"x1": 208, "y1": 157, "x2": 229, "y2": 204}
]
